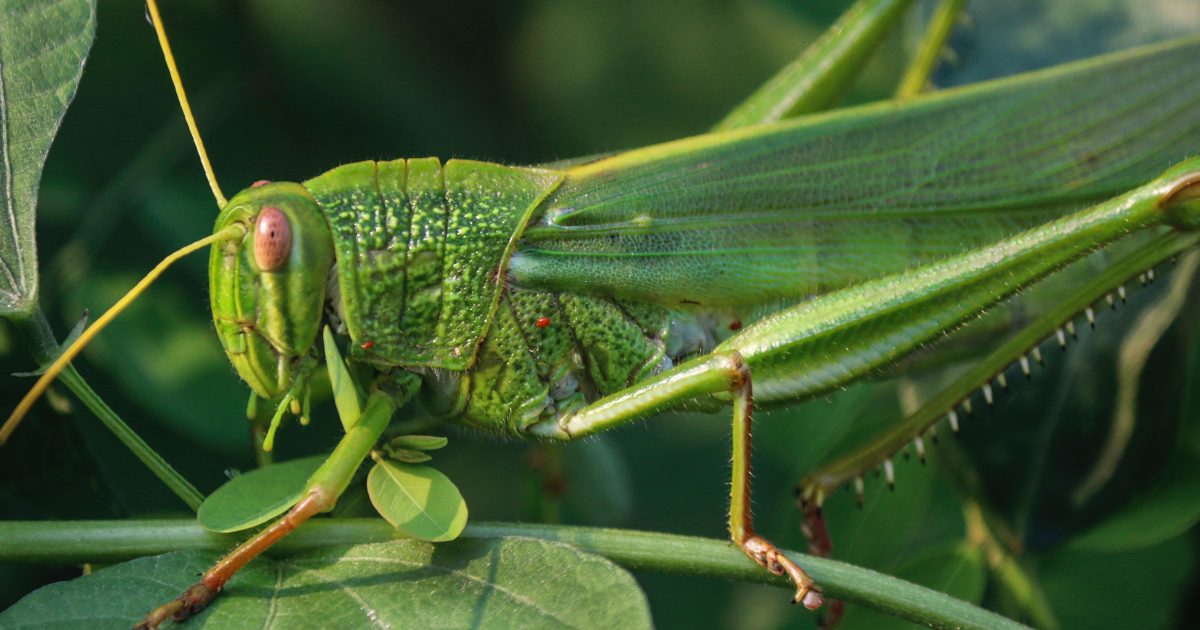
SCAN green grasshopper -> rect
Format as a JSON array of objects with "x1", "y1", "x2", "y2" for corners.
[{"x1": 5, "y1": 0, "x2": 1200, "y2": 627}]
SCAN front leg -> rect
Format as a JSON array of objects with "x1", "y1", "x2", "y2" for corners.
[
  {"x1": 137, "y1": 390, "x2": 400, "y2": 629},
  {"x1": 536, "y1": 350, "x2": 824, "y2": 609}
]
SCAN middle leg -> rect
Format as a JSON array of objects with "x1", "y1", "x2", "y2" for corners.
[
  {"x1": 728, "y1": 352, "x2": 826, "y2": 610},
  {"x1": 534, "y1": 349, "x2": 824, "y2": 608}
]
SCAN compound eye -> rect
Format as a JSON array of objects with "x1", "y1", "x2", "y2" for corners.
[{"x1": 254, "y1": 206, "x2": 291, "y2": 271}]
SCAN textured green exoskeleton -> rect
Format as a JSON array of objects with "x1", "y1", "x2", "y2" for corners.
[
  {"x1": 211, "y1": 183, "x2": 334, "y2": 399},
  {"x1": 167, "y1": 26, "x2": 1200, "y2": 627},
  {"x1": 7, "y1": 2, "x2": 1198, "y2": 626},
  {"x1": 212, "y1": 36, "x2": 1200, "y2": 435}
]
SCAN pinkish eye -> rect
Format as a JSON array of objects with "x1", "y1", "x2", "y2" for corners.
[{"x1": 254, "y1": 206, "x2": 291, "y2": 271}]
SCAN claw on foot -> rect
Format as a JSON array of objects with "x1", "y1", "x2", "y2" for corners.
[
  {"x1": 742, "y1": 535, "x2": 824, "y2": 610},
  {"x1": 135, "y1": 581, "x2": 218, "y2": 630}
]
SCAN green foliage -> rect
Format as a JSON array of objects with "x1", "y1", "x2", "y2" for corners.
[
  {"x1": 367, "y1": 459, "x2": 468, "y2": 542},
  {"x1": 382, "y1": 435, "x2": 448, "y2": 463},
  {"x1": 0, "y1": 0, "x2": 94, "y2": 316},
  {"x1": 386, "y1": 434, "x2": 448, "y2": 451},
  {"x1": 197, "y1": 455, "x2": 324, "y2": 533},
  {"x1": 0, "y1": 538, "x2": 653, "y2": 629},
  {"x1": 71, "y1": 274, "x2": 249, "y2": 458},
  {"x1": 2, "y1": 1, "x2": 1200, "y2": 629},
  {"x1": 1067, "y1": 452, "x2": 1200, "y2": 552}
]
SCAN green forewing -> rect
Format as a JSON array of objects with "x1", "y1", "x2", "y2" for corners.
[
  {"x1": 197, "y1": 455, "x2": 325, "y2": 533},
  {"x1": 510, "y1": 36, "x2": 1200, "y2": 306}
]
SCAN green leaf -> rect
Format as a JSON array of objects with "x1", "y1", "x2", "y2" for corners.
[
  {"x1": 382, "y1": 434, "x2": 445, "y2": 462},
  {"x1": 1068, "y1": 451, "x2": 1200, "y2": 552},
  {"x1": 368, "y1": 459, "x2": 468, "y2": 542},
  {"x1": 0, "y1": 538, "x2": 653, "y2": 629},
  {"x1": 0, "y1": 0, "x2": 95, "y2": 317},
  {"x1": 1040, "y1": 536, "x2": 1196, "y2": 630},
  {"x1": 324, "y1": 325, "x2": 363, "y2": 431},
  {"x1": 387, "y1": 434, "x2": 448, "y2": 451},
  {"x1": 384, "y1": 447, "x2": 433, "y2": 464},
  {"x1": 197, "y1": 455, "x2": 325, "y2": 533}
]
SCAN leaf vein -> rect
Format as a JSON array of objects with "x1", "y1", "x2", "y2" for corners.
[
  {"x1": 264, "y1": 563, "x2": 285, "y2": 628},
  {"x1": 274, "y1": 558, "x2": 389, "y2": 629},
  {"x1": 291, "y1": 551, "x2": 581, "y2": 628},
  {"x1": 0, "y1": 56, "x2": 23, "y2": 291}
]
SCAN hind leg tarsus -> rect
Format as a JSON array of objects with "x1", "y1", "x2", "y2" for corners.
[{"x1": 725, "y1": 352, "x2": 824, "y2": 610}]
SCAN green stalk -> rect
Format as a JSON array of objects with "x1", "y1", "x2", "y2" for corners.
[
  {"x1": 895, "y1": 0, "x2": 967, "y2": 98},
  {"x1": 713, "y1": 0, "x2": 915, "y2": 129},
  {"x1": 12, "y1": 308, "x2": 203, "y2": 511},
  {"x1": 962, "y1": 502, "x2": 1060, "y2": 629},
  {"x1": 0, "y1": 518, "x2": 1027, "y2": 630}
]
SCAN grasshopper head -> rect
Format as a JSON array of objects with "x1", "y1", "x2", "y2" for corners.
[{"x1": 210, "y1": 182, "x2": 334, "y2": 400}]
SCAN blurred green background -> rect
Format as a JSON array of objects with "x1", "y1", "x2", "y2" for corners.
[{"x1": 3, "y1": 0, "x2": 1200, "y2": 627}]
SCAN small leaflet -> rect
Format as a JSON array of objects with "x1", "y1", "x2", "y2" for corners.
[{"x1": 368, "y1": 460, "x2": 468, "y2": 542}]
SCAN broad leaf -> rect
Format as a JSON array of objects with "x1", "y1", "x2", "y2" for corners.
[
  {"x1": 0, "y1": 538, "x2": 653, "y2": 629},
  {"x1": 1068, "y1": 452, "x2": 1200, "y2": 552},
  {"x1": 0, "y1": 0, "x2": 95, "y2": 316},
  {"x1": 197, "y1": 455, "x2": 324, "y2": 533},
  {"x1": 368, "y1": 459, "x2": 467, "y2": 542},
  {"x1": 1039, "y1": 536, "x2": 1196, "y2": 630}
]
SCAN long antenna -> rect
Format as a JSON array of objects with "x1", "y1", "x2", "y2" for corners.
[
  {"x1": 145, "y1": 0, "x2": 227, "y2": 208},
  {"x1": 0, "y1": 225, "x2": 245, "y2": 445}
]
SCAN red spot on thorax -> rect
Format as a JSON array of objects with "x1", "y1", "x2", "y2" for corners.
[
  {"x1": 360, "y1": 340, "x2": 376, "y2": 350},
  {"x1": 535, "y1": 316, "x2": 552, "y2": 329},
  {"x1": 729, "y1": 320, "x2": 743, "y2": 331},
  {"x1": 251, "y1": 179, "x2": 271, "y2": 188}
]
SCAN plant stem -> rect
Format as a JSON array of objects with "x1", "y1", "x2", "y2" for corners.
[
  {"x1": 963, "y1": 502, "x2": 1059, "y2": 630},
  {"x1": 895, "y1": 0, "x2": 967, "y2": 98},
  {"x1": 0, "y1": 518, "x2": 1027, "y2": 630},
  {"x1": 713, "y1": 0, "x2": 916, "y2": 129},
  {"x1": 12, "y1": 308, "x2": 204, "y2": 510}
]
